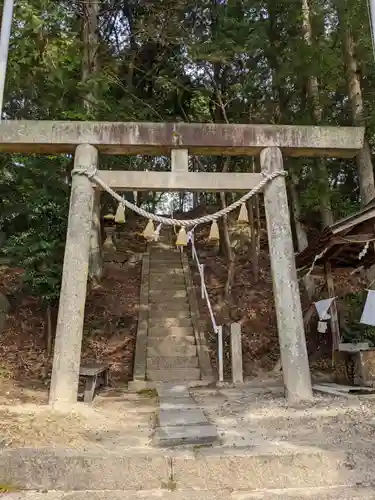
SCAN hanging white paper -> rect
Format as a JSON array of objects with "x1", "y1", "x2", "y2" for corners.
[
  {"x1": 315, "y1": 298, "x2": 335, "y2": 321},
  {"x1": 318, "y1": 321, "x2": 328, "y2": 333},
  {"x1": 360, "y1": 290, "x2": 375, "y2": 326}
]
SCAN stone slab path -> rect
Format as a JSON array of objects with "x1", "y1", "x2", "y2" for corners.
[{"x1": 153, "y1": 384, "x2": 217, "y2": 446}]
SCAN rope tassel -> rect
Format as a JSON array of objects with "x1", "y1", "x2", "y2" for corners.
[
  {"x1": 208, "y1": 220, "x2": 220, "y2": 241},
  {"x1": 114, "y1": 202, "x2": 125, "y2": 223},
  {"x1": 237, "y1": 202, "x2": 249, "y2": 223},
  {"x1": 143, "y1": 219, "x2": 155, "y2": 240},
  {"x1": 176, "y1": 227, "x2": 188, "y2": 246}
]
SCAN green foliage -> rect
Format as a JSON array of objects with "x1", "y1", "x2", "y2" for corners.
[
  {"x1": 0, "y1": 155, "x2": 69, "y2": 304},
  {"x1": 1, "y1": 0, "x2": 375, "y2": 304},
  {"x1": 341, "y1": 292, "x2": 375, "y2": 346}
]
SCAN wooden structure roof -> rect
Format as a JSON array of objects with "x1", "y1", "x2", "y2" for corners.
[{"x1": 296, "y1": 201, "x2": 375, "y2": 274}]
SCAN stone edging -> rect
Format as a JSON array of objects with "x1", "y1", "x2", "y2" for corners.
[
  {"x1": 180, "y1": 252, "x2": 215, "y2": 382},
  {"x1": 131, "y1": 252, "x2": 150, "y2": 383}
]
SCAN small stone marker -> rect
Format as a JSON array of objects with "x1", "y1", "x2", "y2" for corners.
[{"x1": 230, "y1": 322, "x2": 243, "y2": 384}]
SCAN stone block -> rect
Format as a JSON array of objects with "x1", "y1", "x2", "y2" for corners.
[
  {"x1": 149, "y1": 290, "x2": 187, "y2": 300},
  {"x1": 149, "y1": 300, "x2": 190, "y2": 311},
  {"x1": 147, "y1": 356, "x2": 199, "y2": 370},
  {"x1": 153, "y1": 424, "x2": 217, "y2": 446},
  {"x1": 159, "y1": 408, "x2": 207, "y2": 427},
  {"x1": 0, "y1": 449, "x2": 169, "y2": 490},
  {"x1": 172, "y1": 449, "x2": 350, "y2": 491},
  {"x1": 151, "y1": 317, "x2": 193, "y2": 328},
  {"x1": 160, "y1": 397, "x2": 198, "y2": 410},
  {"x1": 149, "y1": 310, "x2": 191, "y2": 320},
  {"x1": 147, "y1": 367, "x2": 201, "y2": 381},
  {"x1": 156, "y1": 384, "x2": 190, "y2": 398},
  {"x1": 147, "y1": 342, "x2": 197, "y2": 358},
  {"x1": 148, "y1": 326, "x2": 195, "y2": 338}
]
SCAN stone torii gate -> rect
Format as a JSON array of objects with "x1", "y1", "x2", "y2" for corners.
[{"x1": 0, "y1": 121, "x2": 364, "y2": 405}]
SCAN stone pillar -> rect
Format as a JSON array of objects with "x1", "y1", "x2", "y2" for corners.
[
  {"x1": 260, "y1": 146, "x2": 313, "y2": 403},
  {"x1": 230, "y1": 323, "x2": 243, "y2": 384},
  {"x1": 89, "y1": 189, "x2": 103, "y2": 284},
  {"x1": 49, "y1": 144, "x2": 97, "y2": 406}
]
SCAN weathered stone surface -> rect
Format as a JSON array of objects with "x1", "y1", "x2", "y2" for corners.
[
  {"x1": 4, "y1": 492, "x2": 230, "y2": 500},
  {"x1": 261, "y1": 147, "x2": 312, "y2": 403},
  {"x1": 0, "y1": 449, "x2": 169, "y2": 490},
  {"x1": 172, "y1": 449, "x2": 349, "y2": 490},
  {"x1": 154, "y1": 424, "x2": 217, "y2": 446},
  {"x1": 132, "y1": 254, "x2": 150, "y2": 382},
  {"x1": 148, "y1": 326, "x2": 195, "y2": 338},
  {"x1": 149, "y1": 300, "x2": 189, "y2": 312},
  {"x1": 156, "y1": 384, "x2": 191, "y2": 398},
  {"x1": 149, "y1": 290, "x2": 187, "y2": 300},
  {"x1": 147, "y1": 367, "x2": 200, "y2": 381},
  {"x1": 4, "y1": 487, "x2": 375, "y2": 499},
  {"x1": 0, "y1": 121, "x2": 364, "y2": 158},
  {"x1": 49, "y1": 144, "x2": 97, "y2": 406},
  {"x1": 148, "y1": 310, "x2": 191, "y2": 320},
  {"x1": 160, "y1": 397, "x2": 199, "y2": 410},
  {"x1": 147, "y1": 356, "x2": 199, "y2": 370},
  {"x1": 159, "y1": 408, "x2": 207, "y2": 427},
  {"x1": 147, "y1": 342, "x2": 197, "y2": 358},
  {"x1": 230, "y1": 487, "x2": 375, "y2": 499},
  {"x1": 150, "y1": 317, "x2": 193, "y2": 328}
]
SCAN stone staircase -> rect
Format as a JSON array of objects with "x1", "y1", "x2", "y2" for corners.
[
  {"x1": 131, "y1": 228, "x2": 214, "y2": 387},
  {"x1": 147, "y1": 244, "x2": 200, "y2": 383}
]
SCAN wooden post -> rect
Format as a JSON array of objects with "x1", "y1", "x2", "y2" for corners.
[
  {"x1": 325, "y1": 261, "x2": 340, "y2": 352},
  {"x1": 89, "y1": 189, "x2": 103, "y2": 284},
  {"x1": 230, "y1": 323, "x2": 243, "y2": 384},
  {"x1": 49, "y1": 144, "x2": 97, "y2": 406},
  {"x1": 261, "y1": 146, "x2": 313, "y2": 403}
]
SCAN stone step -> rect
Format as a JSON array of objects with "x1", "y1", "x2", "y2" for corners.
[
  {"x1": 148, "y1": 335, "x2": 196, "y2": 346},
  {"x1": 147, "y1": 367, "x2": 201, "y2": 381},
  {"x1": 1, "y1": 447, "x2": 371, "y2": 491},
  {"x1": 153, "y1": 423, "x2": 217, "y2": 447},
  {"x1": 149, "y1": 266, "x2": 182, "y2": 272},
  {"x1": 158, "y1": 408, "x2": 208, "y2": 427},
  {"x1": 149, "y1": 273, "x2": 186, "y2": 288},
  {"x1": 148, "y1": 282, "x2": 186, "y2": 290},
  {"x1": 150, "y1": 317, "x2": 193, "y2": 328},
  {"x1": 149, "y1": 290, "x2": 187, "y2": 300},
  {"x1": 149, "y1": 259, "x2": 182, "y2": 265},
  {"x1": 148, "y1": 309, "x2": 191, "y2": 320},
  {"x1": 147, "y1": 342, "x2": 197, "y2": 358},
  {"x1": 148, "y1": 297, "x2": 189, "y2": 307},
  {"x1": 7, "y1": 487, "x2": 375, "y2": 499},
  {"x1": 148, "y1": 326, "x2": 195, "y2": 338},
  {"x1": 147, "y1": 356, "x2": 199, "y2": 370},
  {"x1": 149, "y1": 301, "x2": 190, "y2": 312}
]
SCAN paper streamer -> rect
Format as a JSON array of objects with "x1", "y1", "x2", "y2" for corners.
[
  {"x1": 317, "y1": 321, "x2": 328, "y2": 333},
  {"x1": 360, "y1": 290, "x2": 375, "y2": 326},
  {"x1": 314, "y1": 298, "x2": 335, "y2": 321}
]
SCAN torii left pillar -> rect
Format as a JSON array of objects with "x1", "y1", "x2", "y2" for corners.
[{"x1": 49, "y1": 144, "x2": 97, "y2": 406}]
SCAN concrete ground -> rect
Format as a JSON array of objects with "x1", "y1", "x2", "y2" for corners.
[{"x1": 2, "y1": 384, "x2": 375, "y2": 498}]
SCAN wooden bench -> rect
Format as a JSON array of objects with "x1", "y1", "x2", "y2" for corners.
[{"x1": 79, "y1": 364, "x2": 109, "y2": 403}]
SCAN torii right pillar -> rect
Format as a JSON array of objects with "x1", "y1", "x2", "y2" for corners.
[{"x1": 261, "y1": 147, "x2": 313, "y2": 403}]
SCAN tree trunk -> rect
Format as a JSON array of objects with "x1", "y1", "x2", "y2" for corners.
[
  {"x1": 301, "y1": 0, "x2": 334, "y2": 226},
  {"x1": 339, "y1": 11, "x2": 375, "y2": 206},
  {"x1": 46, "y1": 304, "x2": 52, "y2": 357},
  {"x1": 82, "y1": 0, "x2": 99, "y2": 114},
  {"x1": 289, "y1": 173, "x2": 308, "y2": 252},
  {"x1": 289, "y1": 172, "x2": 316, "y2": 299},
  {"x1": 82, "y1": 0, "x2": 102, "y2": 282},
  {"x1": 248, "y1": 158, "x2": 260, "y2": 283}
]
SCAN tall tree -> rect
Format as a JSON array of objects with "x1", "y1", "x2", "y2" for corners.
[{"x1": 336, "y1": 1, "x2": 375, "y2": 206}]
